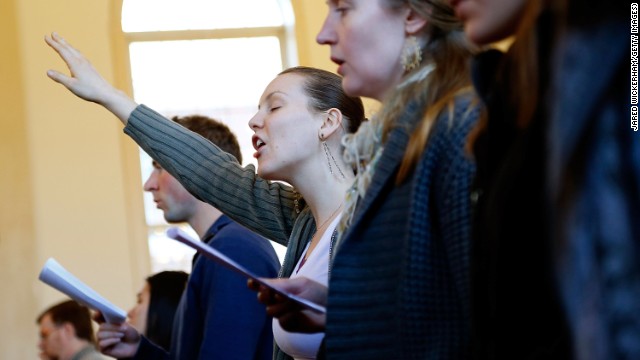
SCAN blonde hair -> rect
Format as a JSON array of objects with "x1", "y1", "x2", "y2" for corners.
[
  {"x1": 338, "y1": 0, "x2": 478, "y2": 237},
  {"x1": 380, "y1": 0, "x2": 478, "y2": 183}
]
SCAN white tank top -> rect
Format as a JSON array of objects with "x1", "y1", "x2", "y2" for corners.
[{"x1": 272, "y1": 214, "x2": 341, "y2": 360}]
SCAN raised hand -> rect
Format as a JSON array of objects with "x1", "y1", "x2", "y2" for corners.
[
  {"x1": 44, "y1": 32, "x2": 138, "y2": 124},
  {"x1": 96, "y1": 322, "x2": 142, "y2": 358},
  {"x1": 249, "y1": 277, "x2": 328, "y2": 333}
]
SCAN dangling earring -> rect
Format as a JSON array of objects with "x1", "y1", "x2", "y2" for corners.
[
  {"x1": 293, "y1": 189, "x2": 301, "y2": 214},
  {"x1": 401, "y1": 36, "x2": 422, "y2": 73},
  {"x1": 320, "y1": 133, "x2": 346, "y2": 180}
]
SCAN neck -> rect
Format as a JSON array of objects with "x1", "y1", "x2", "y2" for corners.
[
  {"x1": 59, "y1": 339, "x2": 91, "y2": 360},
  {"x1": 291, "y1": 168, "x2": 353, "y2": 230},
  {"x1": 286, "y1": 137, "x2": 355, "y2": 226},
  {"x1": 187, "y1": 202, "x2": 223, "y2": 239}
]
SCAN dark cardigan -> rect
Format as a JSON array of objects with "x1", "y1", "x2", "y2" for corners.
[{"x1": 323, "y1": 96, "x2": 478, "y2": 359}]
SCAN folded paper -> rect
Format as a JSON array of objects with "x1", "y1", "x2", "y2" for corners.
[
  {"x1": 39, "y1": 258, "x2": 127, "y2": 324},
  {"x1": 166, "y1": 227, "x2": 326, "y2": 313}
]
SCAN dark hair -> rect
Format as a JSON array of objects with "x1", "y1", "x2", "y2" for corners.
[
  {"x1": 144, "y1": 270, "x2": 188, "y2": 351},
  {"x1": 466, "y1": 0, "x2": 544, "y2": 150},
  {"x1": 279, "y1": 66, "x2": 365, "y2": 134},
  {"x1": 37, "y1": 300, "x2": 95, "y2": 344},
  {"x1": 171, "y1": 115, "x2": 243, "y2": 163}
]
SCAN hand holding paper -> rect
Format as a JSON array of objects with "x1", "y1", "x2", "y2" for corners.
[
  {"x1": 166, "y1": 227, "x2": 326, "y2": 314},
  {"x1": 38, "y1": 258, "x2": 127, "y2": 324},
  {"x1": 250, "y1": 277, "x2": 328, "y2": 333}
]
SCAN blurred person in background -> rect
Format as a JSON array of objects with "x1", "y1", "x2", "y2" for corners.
[{"x1": 37, "y1": 300, "x2": 104, "y2": 360}]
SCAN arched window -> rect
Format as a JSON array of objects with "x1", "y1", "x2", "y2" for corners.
[{"x1": 121, "y1": 0, "x2": 294, "y2": 272}]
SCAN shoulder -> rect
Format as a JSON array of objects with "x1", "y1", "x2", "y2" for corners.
[
  {"x1": 425, "y1": 92, "x2": 480, "y2": 160},
  {"x1": 210, "y1": 220, "x2": 279, "y2": 267},
  {"x1": 74, "y1": 347, "x2": 105, "y2": 360},
  {"x1": 440, "y1": 93, "x2": 480, "y2": 134},
  {"x1": 214, "y1": 221, "x2": 269, "y2": 250},
  {"x1": 415, "y1": 93, "x2": 478, "y2": 195}
]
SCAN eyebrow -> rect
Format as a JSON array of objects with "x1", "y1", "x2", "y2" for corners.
[{"x1": 259, "y1": 91, "x2": 286, "y2": 109}]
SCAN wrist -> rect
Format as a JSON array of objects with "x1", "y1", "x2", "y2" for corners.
[{"x1": 101, "y1": 88, "x2": 138, "y2": 125}]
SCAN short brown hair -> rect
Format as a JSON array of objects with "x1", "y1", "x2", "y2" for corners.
[
  {"x1": 37, "y1": 300, "x2": 95, "y2": 344},
  {"x1": 171, "y1": 115, "x2": 243, "y2": 163}
]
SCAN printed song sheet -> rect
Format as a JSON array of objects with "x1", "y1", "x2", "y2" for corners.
[
  {"x1": 166, "y1": 227, "x2": 326, "y2": 313},
  {"x1": 39, "y1": 258, "x2": 127, "y2": 324}
]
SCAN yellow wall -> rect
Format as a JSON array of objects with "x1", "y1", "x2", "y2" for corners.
[
  {"x1": 0, "y1": 0, "x2": 374, "y2": 357},
  {"x1": 0, "y1": 0, "x2": 38, "y2": 357},
  {"x1": 293, "y1": 1, "x2": 380, "y2": 114},
  {"x1": 1, "y1": 0, "x2": 148, "y2": 357}
]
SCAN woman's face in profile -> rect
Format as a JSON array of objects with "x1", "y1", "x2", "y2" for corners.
[
  {"x1": 127, "y1": 282, "x2": 150, "y2": 335},
  {"x1": 248, "y1": 73, "x2": 325, "y2": 182},
  {"x1": 316, "y1": 0, "x2": 408, "y2": 100},
  {"x1": 449, "y1": 0, "x2": 527, "y2": 44}
]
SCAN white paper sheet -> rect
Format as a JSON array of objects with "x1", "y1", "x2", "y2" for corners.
[
  {"x1": 166, "y1": 227, "x2": 326, "y2": 313},
  {"x1": 38, "y1": 258, "x2": 127, "y2": 324}
]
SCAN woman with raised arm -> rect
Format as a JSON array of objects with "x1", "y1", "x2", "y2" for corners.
[{"x1": 45, "y1": 33, "x2": 364, "y2": 360}]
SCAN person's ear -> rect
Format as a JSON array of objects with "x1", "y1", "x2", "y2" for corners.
[
  {"x1": 59, "y1": 322, "x2": 75, "y2": 340},
  {"x1": 318, "y1": 108, "x2": 343, "y2": 140},
  {"x1": 404, "y1": 7, "x2": 428, "y2": 35}
]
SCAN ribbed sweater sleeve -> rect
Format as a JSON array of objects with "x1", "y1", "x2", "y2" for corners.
[{"x1": 124, "y1": 104, "x2": 296, "y2": 246}]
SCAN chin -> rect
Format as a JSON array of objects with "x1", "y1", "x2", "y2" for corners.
[
  {"x1": 342, "y1": 80, "x2": 362, "y2": 98},
  {"x1": 257, "y1": 168, "x2": 277, "y2": 181},
  {"x1": 466, "y1": 21, "x2": 515, "y2": 45}
]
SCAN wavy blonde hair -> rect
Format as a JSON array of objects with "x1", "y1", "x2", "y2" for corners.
[
  {"x1": 381, "y1": 0, "x2": 478, "y2": 183},
  {"x1": 338, "y1": 0, "x2": 479, "y2": 238}
]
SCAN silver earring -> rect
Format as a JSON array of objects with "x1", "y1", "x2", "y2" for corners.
[
  {"x1": 401, "y1": 36, "x2": 422, "y2": 73},
  {"x1": 320, "y1": 133, "x2": 346, "y2": 180}
]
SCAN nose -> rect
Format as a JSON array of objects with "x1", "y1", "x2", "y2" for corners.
[
  {"x1": 316, "y1": 14, "x2": 336, "y2": 45},
  {"x1": 143, "y1": 171, "x2": 158, "y2": 192},
  {"x1": 127, "y1": 306, "x2": 135, "y2": 320},
  {"x1": 248, "y1": 111, "x2": 263, "y2": 131}
]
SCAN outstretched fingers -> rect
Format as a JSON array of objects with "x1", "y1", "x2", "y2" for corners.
[
  {"x1": 44, "y1": 33, "x2": 81, "y2": 90},
  {"x1": 44, "y1": 32, "x2": 111, "y2": 103},
  {"x1": 44, "y1": 31, "x2": 138, "y2": 122},
  {"x1": 45, "y1": 32, "x2": 85, "y2": 66}
]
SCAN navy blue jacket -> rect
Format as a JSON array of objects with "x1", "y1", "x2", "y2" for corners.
[{"x1": 132, "y1": 215, "x2": 280, "y2": 360}]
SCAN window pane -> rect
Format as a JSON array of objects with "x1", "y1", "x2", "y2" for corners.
[
  {"x1": 148, "y1": 225, "x2": 198, "y2": 273},
  {"x1": 122, "y1": 0, "x2": 284, "y2": 32},
  {"x1": 129, "y1": 37, "x2": 282, "y2": 110},
  {"x1": 129, "y1": 36, "x2": 283, "y2": 166}
]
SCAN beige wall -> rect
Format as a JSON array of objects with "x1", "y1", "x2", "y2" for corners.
[
  {"x1": 1, "y1": 0, "x2": 147, "y2": 357},
  {"x1": 0, "y1": 0, "x2": 38, "y2": 358},
  {"x1": 293, "y1": 1, "x2": 380, "y2": 114},
  {"x1": 0, "y1": 0, "x2": 375, "y2": 357}
]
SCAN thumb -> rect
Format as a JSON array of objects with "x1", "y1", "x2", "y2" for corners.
[{"x1": 47, "y1": 69, "x2": 73, "y2": 87}]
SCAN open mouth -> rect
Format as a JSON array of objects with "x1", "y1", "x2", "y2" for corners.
[
  {"x1": 331, "y1": 57, "x2": 344, "y2": 66},
  {"x1": 252, "y1": 135, "x2": 266, "y2": 151}
]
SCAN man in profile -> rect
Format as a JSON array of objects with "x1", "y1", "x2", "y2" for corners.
[
  {"x1": 37, "y1": 300, "x2": 104, "y2": 360},
  {"x1": 101, "y1": 115, "x2": 280, "y2": 359}
]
